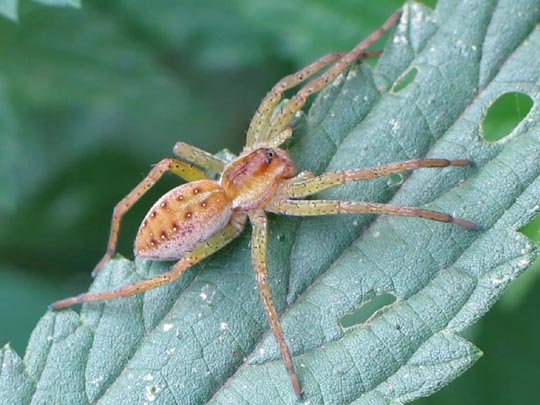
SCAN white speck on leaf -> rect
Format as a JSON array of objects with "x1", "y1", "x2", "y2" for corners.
[
  {"x1": 389, "y1": 118, "x2": 401, "y2": 132},
  {"x1": 393, "y1": 34, "x2": 408, "y2": 45},
  {"x1": 162, "y1": 323, "x2": 173, "y2": 332},
  {"x1": 145, "y1": 384, "x2": 161, "y2": 401},
  {"x1": 199, "y1": 284, "x2": 217, "y2": 305},
  {"x1": 143, "y1": 373, "x2": 154, "y2": 382},
  {"x1": 491, "y1": 275, "x2": 512, "y2": 286},
  {"x1": 332, "y1": 73, "x2": 345, "y2": 87},
  {"x1": 90, "y1": 376, "x2": 104, "y2": 386}
]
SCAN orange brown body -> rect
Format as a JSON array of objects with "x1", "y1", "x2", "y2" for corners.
[{"x1": 136, "y1": 148, "x2": 296, "y2": 261}]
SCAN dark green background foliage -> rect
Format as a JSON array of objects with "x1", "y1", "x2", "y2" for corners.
[{"x1": 0, "y1": 0, "x2": 539, "y2": 403}]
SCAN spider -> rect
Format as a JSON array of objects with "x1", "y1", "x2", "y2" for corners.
[{"x1": 51, "y1": 9, "x2": 480, "y2": 399}]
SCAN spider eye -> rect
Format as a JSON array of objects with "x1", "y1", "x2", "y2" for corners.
[{"x1": 263, "y1": 148, "x2": 276, "y2": 164}]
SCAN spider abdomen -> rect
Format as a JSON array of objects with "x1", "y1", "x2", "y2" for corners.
[{"x1": 135, "y1": 180, "x2": 232, "y2": 260}]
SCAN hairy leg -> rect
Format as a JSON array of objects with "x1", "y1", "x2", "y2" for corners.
[
  {"x1": 51, "y1": 214, "x2": 246, "y2": 309},
  {"x1": 246, "y1": 51, "x2": 345, "y2": 149},
  {"x1": 246, "y1": 49, "x2": 384, "y2": 149},
  {"x1": 249, "y1": 209, "x2": 302, "y2": 398},
  {"x1": 267, "y1": 199, "x2": 480, "y2": 229},
  {"x1": 173, "y1": 141, "x2": 227, "y2": 174},
  {"x1": 283, "y1": 158, "x2": 471, "y2": 199},
  {"x1": 273, "y1": 127, "x2": 293, "y2": 148},
  {"x1": 93, "y1": 158, "x2": 210, "y2": 276},
  {"x1": 264, "y1": 9, "x2": 402, "y2": 144}
]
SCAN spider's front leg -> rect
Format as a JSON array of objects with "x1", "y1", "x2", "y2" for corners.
[
  {"x1": 248, "y1": 209, "x2": 302, "y2": 398},
  {"x1": 246, "y1": 48, "x2": 386, "y2": 148},
  {"x1": 93, "y1": 158, "x2": 210, "y2": 277},
  {"x1": 264, "y1": 9, "x2": 403, "y2": 143},
  {"x1": 51, "y1": 214, "x2": 246, "y2": 309},
  {"x1": 246, "y1": 52, "x2": 346, "y2": 149}
]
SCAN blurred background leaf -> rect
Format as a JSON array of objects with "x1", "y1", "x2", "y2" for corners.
[
  {"x1": 0, "y1": 0, "x2": 401, "y2": 349},
  {"x1": 0, "y1": 0, "x2": 538, "y2": 403},
  {"x1": 0, "y1": 0, "x2": 80, "y2": 21},
  {"x1": 0, "y1": 0, "x2": 17, "y2": 21}
]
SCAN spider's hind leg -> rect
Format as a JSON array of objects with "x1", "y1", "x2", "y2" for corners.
[
  {"x1": 52, "y1": 216, "x2": 246, "y2": 309},
  {"x1": 267, "y1": 199, "x2": 481, "y2": 230}
]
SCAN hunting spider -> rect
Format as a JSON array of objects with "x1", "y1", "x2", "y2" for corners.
[{"x1": 51, "y1": 9, "x2": 480, "y2": 398}]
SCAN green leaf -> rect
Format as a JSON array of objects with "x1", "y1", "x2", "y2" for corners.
[
  {"x1": 0, "y1": 0, "x2": 79, "y2": 21},
  {"x1": 0, "y1": 88, "x2": 20, "y2": 214},
  {"x1": 34, "y1": 0, "x2": 80, "y2": 7},
  {"x1": 2, "y1": 0, "x2": 540, "y2": 404},
  {"x1": 0, "y1": 0, "x2": 17, "y2": 21}
]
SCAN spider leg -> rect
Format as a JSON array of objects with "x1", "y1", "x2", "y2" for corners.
[
  {"x1": 283, "y1": 158, "x2": 471, "y2": 199},
  {"x1": 173, "y1": 141, "x2": 227, "y2": 174},
  {"x1": 255, "y1": 127, "x2": 293, "y2": 150},
  {"x1": 93, "y1": 158, "x2": 210, "y2": 277},
  {"x1": 245, "y1": 50, "x2": 383, "y2": 150},
  {"x1": 246, "y1": 52, "x2": 344, "y2": 149},
  {"x1": 266, "y1": 200, "x2": 481, "y2": 230},
  {"x1": 264, "y1": 9, "x2": 402, "y2": 144},
  {"x1": 248, "y1": 209, "x2": 302, "y2": 398},
  {"x1": 271, "y1": 127, "x2": 293, "y2": 149},
  {"x1": 51, "y1": 214, "x2": 246, "y2": 309}
]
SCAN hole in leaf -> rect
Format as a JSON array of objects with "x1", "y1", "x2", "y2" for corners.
[
  {"x1": 519, "y1": 213, "x2": 540, "y2": 244},
  {"x1": 392, "y1": 67, "x2": 418, "y2": 92},
  {"x1": 340, "y1": 292, "x2": 396, "y2": 328},
  {"x1": 482, "y1": 92, "x2": 533, "y2": 142},
  {"x1": 387, "y1": 172, "x2": 405, "y2": 187}
]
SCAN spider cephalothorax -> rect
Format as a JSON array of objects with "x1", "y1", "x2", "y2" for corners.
[
  {"x1": 221, "y1": 147, "x2": 296, "y2": 210},
  {"x1": 51, "y1": 9, "x2": 480, "y2": 399}
]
